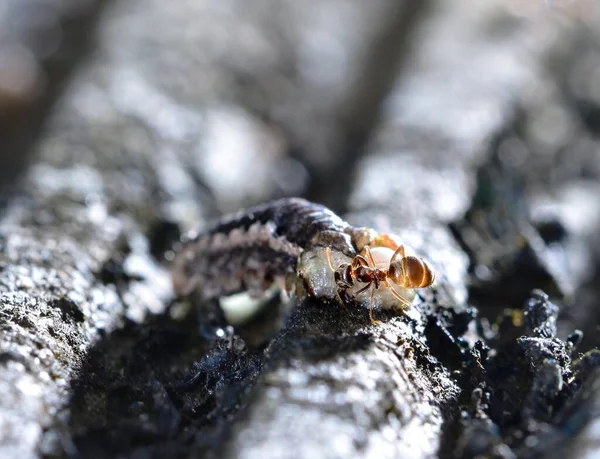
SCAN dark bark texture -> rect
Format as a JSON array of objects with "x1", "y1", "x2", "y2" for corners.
[{"x1": 2, "y1": 1, "x2": 600, "y2": 458}]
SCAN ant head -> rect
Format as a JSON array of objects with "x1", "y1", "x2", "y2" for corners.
[{"x1": 388, "y1": 256, "x2": 435, "y2": 288}]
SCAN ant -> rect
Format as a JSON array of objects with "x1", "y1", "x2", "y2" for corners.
[{"x1": 325, "y1": 243, "x2": 435, "y2": 323}]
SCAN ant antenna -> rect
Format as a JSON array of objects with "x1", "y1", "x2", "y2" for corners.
[{"x1": 325, "y1": 247, "x2": 336, "y2": 272}]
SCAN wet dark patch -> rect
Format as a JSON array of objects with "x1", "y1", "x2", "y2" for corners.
[{"x1": 49, "y1": 297, "x2": 85, "y2": 324}]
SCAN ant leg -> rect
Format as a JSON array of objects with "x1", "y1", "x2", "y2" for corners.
[
  {"x1": 325, "y1": 247, "x2": 336, "y2": 272},
  {"x1": 368, "y1": 285, "x2": 381, "y2": 324},
  {"x1": 390, "y1": 244, "x2": 406, "y2": 264},
  {"x1": 383, "y1": 280, "x2": 413, "y2": 308},
  {"x1": 354, "y1": 283, "x2": 371, "y2": 295},
  {"x1": 363, "y1": 246, "x2": 377, "y2": 268}
]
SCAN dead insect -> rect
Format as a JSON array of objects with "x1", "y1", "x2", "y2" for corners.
[{"x1": 325, "y1": 243, "x2": 435, "y2": 323}]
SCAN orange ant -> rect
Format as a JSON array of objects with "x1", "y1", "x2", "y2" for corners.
[{"x1": 325, "y1": 244, "x2": 435, "y2": 323}]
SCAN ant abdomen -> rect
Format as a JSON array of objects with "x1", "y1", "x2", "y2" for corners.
[{"x1": 388, "y1": 257, "x2": 435, "y2": 289}]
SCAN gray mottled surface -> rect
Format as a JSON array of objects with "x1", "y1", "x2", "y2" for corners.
[
  {"x1": 1, "y1": 0, "x2": 600, "y2": 458},
  {"x1": 0, "y1": 0, "x2": 107, "y2": 200}
]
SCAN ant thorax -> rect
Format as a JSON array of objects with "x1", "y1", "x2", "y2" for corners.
[{"x1": 296, "y1": 245, "x2": 417, "y2": 311}]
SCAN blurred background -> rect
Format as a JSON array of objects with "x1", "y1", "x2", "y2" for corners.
[{"x1": 3, "y1": 0, "x2": 600, "y2": 457}]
